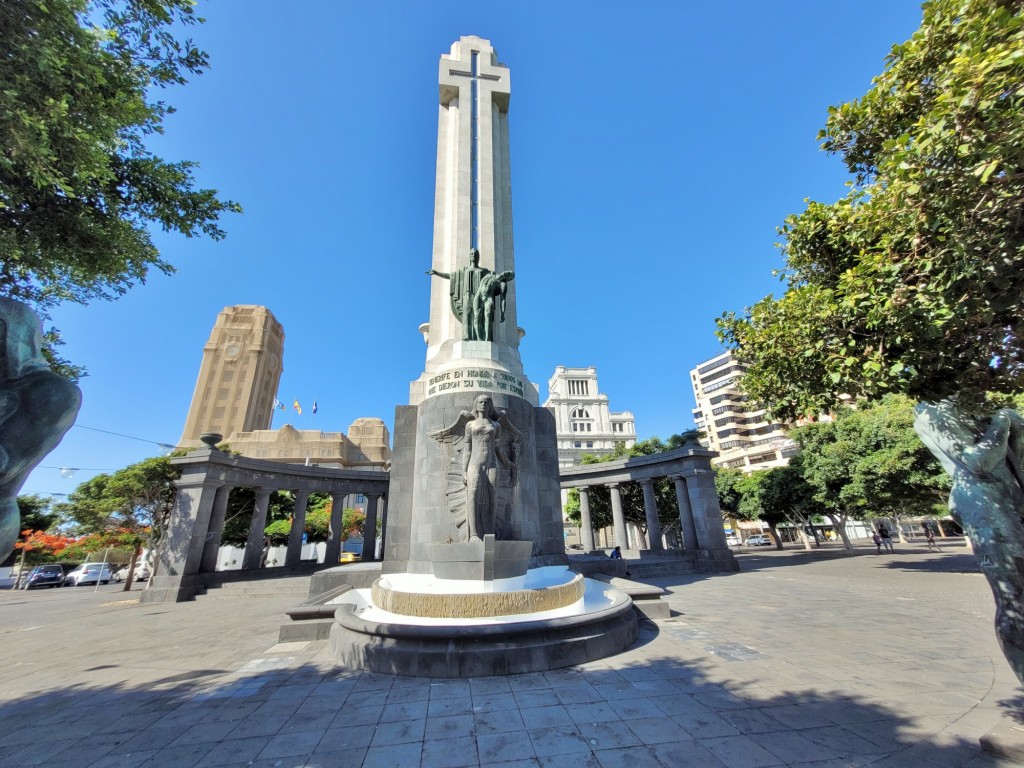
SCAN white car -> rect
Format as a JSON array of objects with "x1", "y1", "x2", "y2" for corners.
[
  {"x1": 745, "y1": 534, "x2": 773, "y2": 547},
  {"x1": 113, "y1": 563, "x2": 151, "y2": 583},
  {"x1": 64, "y1": 563, "x2": 113, "y2": 586}
]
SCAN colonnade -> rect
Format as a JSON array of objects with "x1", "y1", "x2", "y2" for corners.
[
  {"x1": 142, "y1": 447, "x2": 390, "y2": 603},
  {"x1": 559, "y1": 443, "x2": 730, "y2": 555},
  {"x1": 573, "y1": 473, "x2": 711, "y2": 552},
  {"x1": 199, "y1": 485, "x2": 387, "y2": 572}
]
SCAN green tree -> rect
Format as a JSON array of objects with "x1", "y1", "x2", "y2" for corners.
[
  {"x1": 714, "y1": 468, "x2": 744, "y2": 520},
  {"x1": 734, "y1": 471, "x2": 789, "y2": 550},
  {"x1": 16, "y1": 494, "x2": 57, "y2": 534},
  {"x1": 715, "y1": 0, "x2": 1024, "y2": 682},
  {"x1": 56, "y1": 456, "x2": 178, "y2": 588},
  {"x1": 1, "y1": 0, "x2": 240, "y2": 376}
]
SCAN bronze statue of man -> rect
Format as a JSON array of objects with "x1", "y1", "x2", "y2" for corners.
[{"x1": 427, "y1": 249, "x2": 513, "y2": 341}]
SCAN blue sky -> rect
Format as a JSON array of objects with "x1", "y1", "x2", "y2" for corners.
[{"x1": 25, "y1": 1, "x2": 926, "y2": 499}]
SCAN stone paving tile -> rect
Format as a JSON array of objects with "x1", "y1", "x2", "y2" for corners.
[
  {"x1": 511, "y1": 688, "x2": 561, "y2": 708},
  {"x1": 672, "y1": 708, "x2": 743, "y2": 740},
  {"x1": 593, "y1": 744, "x2": 663, "y2": 768},
  {"x1": 623, "y1": 716, "x2": 688, "y2": 745},
  {"x1": 528, "y1": 724, "x2": 592, "y2": 756},
  {"x1": 428, "y1": 695, "x2": 474, "y2": 717},
  {"x1": 193, "y1": 736, "x2": 267, "y2": 767},
  {"x1": 362, "y1": 741, "x2": 424, "y2": 768},
  {"x1": 478, "y1": 731, "x2": 537, "y2": 762},
  {"x1": 424, "y1": 713, "x2": 477, "y2": 741},
  {"x1": 224, "y1": 715, "x2": 282, "y2": 741},
  {"x1": 475, "y1": 708, "x2": 527, "y2": 735},
  {"x1": 566, "y1": 700, "x2": 621, "y2": 725},
  {"x1": 518, "y1": 704, "x2": 573, "y2": 729},
  {"x1": 577, "y1": 720, "x2": 643, "y2": 751},
  {"x1": 380, "y1": 698, "x2": 429, "y2": 722},
  {"x1": 312, "y1": 722, "x2": 373, "y2": 752},
  {"x1": 256, "y1": 729, "x2": 322, "y2": 759},
  {"x1": 369, "y1": 717, "x2": 426, "y2": 747},
  {"x1": 420, "y1": 735, "x2": 479, "y2": 768},
  {"x1": 607, "y1": 695, "x2": 664, "y2": 720},
  {"x1": 472, "y1": 692, "x2": 517, "y2": 713},
  {"x1": 86, "y1": 750, "x2": 160, "y2": 768},
  {"x1": 139, "y1": 742, "x2": 216, "y2": 768}
]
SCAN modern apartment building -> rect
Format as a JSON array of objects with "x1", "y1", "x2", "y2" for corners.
[
  {"x1": 543, "y1": 366, "x2": 636, "y2": 468},
  {"x1": 690, "y1": 350, "x2": 798, "y2": 472}
]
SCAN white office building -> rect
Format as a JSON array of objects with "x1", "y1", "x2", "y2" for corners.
[{"x1": 544, "y1": 366, "x2": 636, "y2": 468}]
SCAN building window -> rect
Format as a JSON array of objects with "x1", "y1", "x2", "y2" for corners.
[
  {"x1": 585, "y1": 441, "x2": 593, "y2": 448},
  {"x1": 574, "y1": 441, "x2": 582, "y2": 448},
  {"x1": 568, "y1": 379, "x2": 589, "y2": 396},
  {"x1": 570, "y1": 407, "x2": 590, "y2": 419}
]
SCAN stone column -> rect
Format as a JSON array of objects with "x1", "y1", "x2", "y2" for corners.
[
  {"x1": 671, "y1": 475, "x2": 699, "y2": 551},
  {"x1": 578, "y1": 486, "x2": 596, "y2": 552},
  {"x1": 363, "y1": 492, "x2": 381, "y2": 561},
  {"x1": 142, "y1": 471, "x2": 222, "y2": 603},
  {"x1": 639, "y1": 478, "x2": 664, "y2": 551},
  {"x1": 285, "y1": 490, "x2": 310, "y2": 567},
  {"x1": 687, "y1": 471, "x2": 729, "y2": 550},
  {"x1": 242, "y1": 487, "x2": 272, "y2": 570},
  {"x1": 200, "y1": 485, "x2": 233, "y2": 573},
  {"x1": 608, "y1": 483, "x2": 629, "y2": 551},
  {"x1": 379, "y1": 494, "x2": 389, "y2": 555},
  {"x1": 325, "y1": 491, "x2": 346, "y2": 565}
]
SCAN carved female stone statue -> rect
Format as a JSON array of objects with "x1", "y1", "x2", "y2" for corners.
[
  {"x1": 462, "y1": 395, "x2": 515, "y2": 540},
  {"x1": 429, "y1": 394, "x2": 520, "y2": 541}
]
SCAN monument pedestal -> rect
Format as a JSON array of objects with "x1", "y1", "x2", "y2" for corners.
[{"x1": 431, "y1": 535, "x2": 533, "y2": 580}]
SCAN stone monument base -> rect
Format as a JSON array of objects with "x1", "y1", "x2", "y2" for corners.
[
  {"x1": 329, "y1": 590, "x2": 638, "y2": 677},
  {"x1": 430, "y1": 534, "x2": 532, "y2": 580}
]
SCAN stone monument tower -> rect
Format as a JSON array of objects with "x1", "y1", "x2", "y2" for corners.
[{"x1": 384, "y1": 37, "x2": 564, "y2": 574}]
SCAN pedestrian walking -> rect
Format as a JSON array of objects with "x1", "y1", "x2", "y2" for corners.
[
  {"x1": 872, "y1": 531, "x2": 882, "y2": 554},
  {"x1": 878, "y1": 525, "x2": 894, "y2": 552},
  {"x1": 925, "y1": 526, "x2": 940, "y2": 552}
]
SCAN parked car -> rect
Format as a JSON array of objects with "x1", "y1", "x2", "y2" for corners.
[
  {"x1": 21, "y1": 564, "x2": 65, "y2": 589},
  {"x1": 745, "y1": 534, "x2": 773, "y2": 547},
  {"x1": 113, "y1": 563, "x2": 151, "y2": 583},
  {"x1": 338, "y1": 552, "x2": 361, "y2": 564},
  {"x1": 63, "y1": 563, "x2": 113, "y2": 586}
]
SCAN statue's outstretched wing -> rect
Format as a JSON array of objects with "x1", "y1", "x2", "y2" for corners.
[
  {"x1": 428, "y1": 410, "x2": 474, "y2": 444},
  {"x1": 495, "y1": 409, "x2": 521, "y2": 445},
  {"x1": 496, "y1": 271, "x2": 514, "y2": 283}
]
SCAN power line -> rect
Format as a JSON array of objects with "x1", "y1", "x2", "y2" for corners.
[{"x1": 72, "y1": 424, "x2": 175, "y2": 450}]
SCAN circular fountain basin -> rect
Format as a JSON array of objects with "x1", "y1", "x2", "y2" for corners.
[
  {"x1": 328, "y1": 566, "x2": 638, "y2": 677},
  {"x1": 371, "y1": 568, "x2": 584, "y2": 619}
]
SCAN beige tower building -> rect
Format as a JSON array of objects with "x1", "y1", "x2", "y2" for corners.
[{"x1": 178, "y1": 305, "x2": 285, "y2": 449}]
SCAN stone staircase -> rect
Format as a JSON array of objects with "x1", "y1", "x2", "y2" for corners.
[{"x1": 195, "y1": 567, "x2": 319, "y2": 601}]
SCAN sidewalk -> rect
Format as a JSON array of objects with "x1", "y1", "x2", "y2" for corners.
[{"x1": 0, "y1": 546, "x2": 1018, "y2": 767}]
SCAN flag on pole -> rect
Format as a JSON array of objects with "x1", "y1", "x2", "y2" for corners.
[
  {"x1": 293, "y1": 399, "x2": 302, "y2": 415},
  {"x1": 312, "y1": 399, "x2": 318, "y2": 415},
  {"x1": 273, "y1": 398, "x2": 286, "y2": 411}
]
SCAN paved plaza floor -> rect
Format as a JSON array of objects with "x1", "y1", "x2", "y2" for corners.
[{"x1": 0, "y1": 543, "x2": 1021, "y2": 768}]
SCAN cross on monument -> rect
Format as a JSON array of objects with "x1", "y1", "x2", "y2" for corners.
[{"x1": 439, "y1": 41, "x2": 509, "y2": 254}]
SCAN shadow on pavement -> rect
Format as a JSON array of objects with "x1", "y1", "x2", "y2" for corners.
[{"x1": 0, "y1": 647, "x2": 1013, "y2": 766}]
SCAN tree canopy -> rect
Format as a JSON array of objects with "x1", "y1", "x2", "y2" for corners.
[
  {"x1": 1, "y1": 0, "x2": 240, "y2": 376},
  {"x1": 717, "y1": 0, "x2": 1024, "y2": 419}
]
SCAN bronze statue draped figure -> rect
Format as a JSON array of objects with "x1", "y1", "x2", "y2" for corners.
[
  {"x1": 429, "y1": 394, "x2": 520, "y2": 541},
  {"x1": 427, "y1": 249, "x2": 514, "y2": 342},
  {"x1": 0, "y1": 299, "x2": 82, "y2": 559}
]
